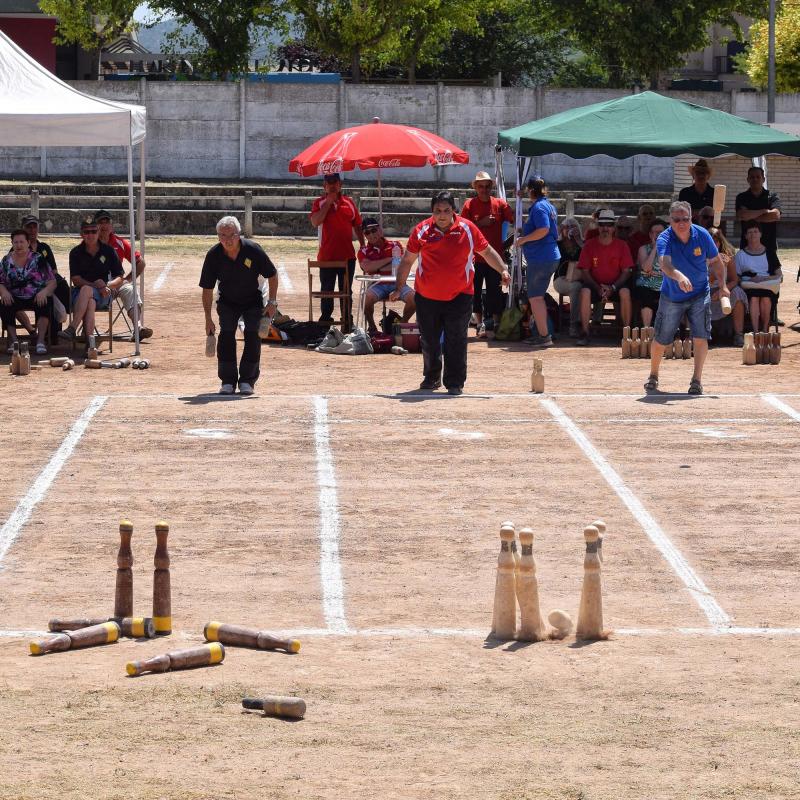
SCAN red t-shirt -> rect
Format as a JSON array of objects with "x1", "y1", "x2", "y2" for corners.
[
  {"x1": 406, "y1": 215, "x2": 489, "y2": 301},
  {"x1": 627, "y1": 230, "x2": 650, "y2": 261},
  {"x1": 357, "y1": 238, "x2": 403, "y2": 275},
  {"x1": 460, "y1": 196, "x2": 513, "y2": 264},
  {"x1": 577, "y1": 237, "x2": 633, "y2": 284},
  {"x1": 107, "y1": 232, "x2": 141, "y2": 266},
  {"x1": 311, "y1": 193, "x2": 362, "y2": 261}
]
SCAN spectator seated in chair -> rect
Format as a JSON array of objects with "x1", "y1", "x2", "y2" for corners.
[
  {"x1": 633, "y1": 218, "x2": 667, "y2": 329},
  {"x1": 709, "y1": 227, "x2": 747, "y2": 346},
  {"x1": 627, "y1": 204, "x2": 656, "y2": 261},
  {"x1": 735, "y1": 220, "x2": 782, "y2": 334},
  {"x1": 552, "y1": 216, "x2": 583, "y2": 338},
  {"x1": 0, "y1": 228, "x2": 56, "y2": 355},
  {"x1": 575, "y1": 208, "x2": 633, "y2": 346},
  {"x1": 357, "y1": 217, "x2": 414, "y2": 335},
  {"x1": 59, "y1": 216, "x2": 124, "y2": 349},
  {"x1": 95, "y1": 210, "x2": 153, "y2": 339}
]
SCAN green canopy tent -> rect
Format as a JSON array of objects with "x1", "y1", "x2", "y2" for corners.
[{"x1": 496, "y1": 91, "x2": 800, "y2": 301}]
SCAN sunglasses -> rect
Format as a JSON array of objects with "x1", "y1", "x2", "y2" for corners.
[
  {"x1": 671, "y1": 217, "x2": 691, "y2": 223},
  {"x1": 598, "y1": 222, "x2": 614, "y2": 228},
  {"x1": 82, "y1": 228, "x2": 99, "y2": 234}
]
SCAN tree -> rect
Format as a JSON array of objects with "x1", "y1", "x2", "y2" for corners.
[
  {"x1": 737, "y1": 5, "x2": 800, "y2": 91},
  {"x1": 39, "y1": 0, "x2": 139, "y2": 74},
  {"x1": 146, "y1": 0, "x2": 289, "y2": 77},
  {"x1": 290, "y1": 0, "x2": 409, "y2": 83},
  {"x1": 537, "y1": 0, "x2": 769, "y2": 89}
]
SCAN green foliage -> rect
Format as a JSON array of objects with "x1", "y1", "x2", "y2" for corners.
[
  {"x1": 737, "y1": 5, "x2": 800, "y2": 91},
  {"x1": 146, "y1": 0, "x2": 289, "y2": 77},
  {"x1": 38, "y1": 0, "x2": 138, "y2": 50}
]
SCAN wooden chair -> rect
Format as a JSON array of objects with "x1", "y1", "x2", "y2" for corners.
[{"x1": 307, "y1": 260, "x2": 352, "y2": 332}]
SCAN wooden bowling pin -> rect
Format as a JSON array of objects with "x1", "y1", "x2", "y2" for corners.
[
  {"x1": 87, "y1": 335, "x2": 98, "y2": 361},
  {"x1": 40, "y1": 356, "x2": 70, "y2": 367},
  {"x1": 491, "y1": 523, "x2": 517, "y2": 640},
  {"x1": 712, "y1": 184, "x2": 727, "y2": 227},
  {"x1": 591, "y1": 519, "x2": 606, "y2": 563},
  {"x1": 48, "y1": 617, "x2": 108, "y2": 632},
  {"x1": 530, "y1": 358, "x2": 544, "y2": 393},
  {"x1": 30, "y1": 621, "x2": 120, "y2": 655},
  {"x1": 205, "y1": 333, "x2": 216, "y2": 358},
  {"x1": 755, "y1": 332, "x2": 765, "y2": 364},
  {"x1": 575, "y1": 526, "x2": 609, "y2": 641},
  {"x1": 62, "y1": 359, "x2": 75, "y2": 371},
  {"x1": 115, "y1": 520, "x2": 134, "y2": 619},
  {"x1": 126, "y1": 643, "x2": 225, "y2": 676},
  {"x1": 630, "y1": 327, "x2": 640, "y2": 358},
  {"x1": 770, "y1": 332, "x2": 781, "y2": 365},
  {"x1": 743, "y1": 332, "x2": 756, "y2": 365},
  {"x1": 18, "y1": 342, "x2": 31, "y2": 375},
  {"x1": 515, "y1": 528, "x2": 548, "y2": 642},
  {"x1": 621, "y1": 326, "x2": 631, "y2": 358},
  {"x1": 663, "y1": 339, "x2": 672, "y2": 359},
  {"x1": 152, "y1": 521, "x2": 171, "y2": 636},
  {"x1": 118, "y1": 616, "x2": 156, "y2": 638},
  {"x1": 682, "y1": 337, "x2": 693, "y2": 359},
  {"x1": 242, "y1": 696, "x2": 306, "y2": 719},
  {"x1": 204, "y1": 622, "x2": 300, "y2": 653},
  {"x1": 10, "y1": 341, "x2": 20, "y2": 375},
  {"x1": 547, "y1": 609, "x2": 573, "y2": 640}
]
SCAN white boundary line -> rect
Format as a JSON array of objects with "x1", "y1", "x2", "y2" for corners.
[
  {"x1": 151, "y1": 261, "x2": 175, "y2": 292},
  {"x1": 538, "y1": 396, "x2": 731, "y2": 629},
  {"x1": 761, "y1": 393, "x2": 800, "y2": 422},
  {"x1": 0, "y1": 396, "x2": 107, "y2": 568},
  {"x1": 277, "y1": 260, "x2": 294, "y2": 292},
  {"x1": 312, "y1": 396, "x2": 351, "y2": 633}
]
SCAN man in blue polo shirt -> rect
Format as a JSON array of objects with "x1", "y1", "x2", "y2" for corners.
[{"x1": 644, "y1": 200, "x2": 729, "y2": 396}]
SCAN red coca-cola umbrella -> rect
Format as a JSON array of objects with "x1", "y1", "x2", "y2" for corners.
[{"x1": 289, "y1": 117, "x2": 469, "y2": 223}]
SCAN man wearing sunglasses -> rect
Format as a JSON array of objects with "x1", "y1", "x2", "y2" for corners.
[{"x1": 644, "y1": 200, "x2": 728, "y2": 396}]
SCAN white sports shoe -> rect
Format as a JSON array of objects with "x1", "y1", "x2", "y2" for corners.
[
  {"x1": 219, "y1": 383, "x2": 235, "y2": 395},
  {"x1": 239, "y1": 382, "x2": 254, "y2": 395}
]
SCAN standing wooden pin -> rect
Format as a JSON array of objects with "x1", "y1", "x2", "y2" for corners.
[
  {"x1": 591, "y1": 519, "x2": 607, "y2": 563},
  {"x1": 770, "y1": 331, "x2": 781, "y2": 365},
  {"x1": 10, "y1": 341, "x2": 20, "y2": 374},
  {"x1": 18, "y1": 342, "x2": 31, "y2": 375},
  {"x1": 630, "y1": 327, "x2": 640, "y2": 358},
  {"x1": 115, "y1": 520, "x2": 134, "y2": 619},
  {"x1": 743, "y1": 332, "x2": 756, "y2": 365},
  {"x1": 530, "y1": 358, "x2": 544, "y2": 393},
  {"x1": 516, "y1": 528, "x2": 548, "y2": 642},
  {"x1": 682, "y1": 337, "x2": 693, "y2": 359},
  {"x1": 575, "y1": 525, "x2": 610, "y2": 641},
  {"x1": 152, "y1": 521, "x2": 171, "y2": 636},
  {"x1": 621, "y1": 326, "x2": 631, "y2": 358},
  {"x1": 490, "y1": 523, "x2": 517, "y2": 640}
]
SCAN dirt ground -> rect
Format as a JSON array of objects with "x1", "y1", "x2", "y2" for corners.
[{"x1": 1, "y1": 235, "x2": 799, "y2": 800}]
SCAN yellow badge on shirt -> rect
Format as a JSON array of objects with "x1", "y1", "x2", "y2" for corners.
[
  {"x1": 693, "y1": 247, "x2": 702, "y2": 256},
  {"x1": 42, "y1": 249, "x2": 49, "y2": 257},
  {"x1": 244, "y1": 258, "x2": 252, "y2": 268},
  {"x1": 100, "y1": 255, "x2": 106, "y2": 263}
]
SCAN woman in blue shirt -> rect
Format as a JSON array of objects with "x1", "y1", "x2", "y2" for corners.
[{"x1": 516, "y1": 175, "x2": 560, "y2": 346}]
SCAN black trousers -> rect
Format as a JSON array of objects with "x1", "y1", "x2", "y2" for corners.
[
  {"x1": 319, "y1": 258, "x2": 355, "y2": 326},
  {"x1": 473, "y1": 262, "x2": 503, "y2": 317},
  {"x1": 0, "y1": 295, "x2": 54, "y2": 326},
  {"x1": 415, "y1": 291, "x2": 473, "y2": 390},
  {"x1": 216, "y1": 298, "x2": 262, "y2": 387}
]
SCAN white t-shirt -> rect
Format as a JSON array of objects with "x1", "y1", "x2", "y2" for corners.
[{"x1": 735, "y1": 249, "x2": 770, "y2": 278}]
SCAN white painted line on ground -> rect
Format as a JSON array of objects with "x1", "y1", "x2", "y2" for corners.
[
  {"x1": 312, "y1": 395, "x2": 351, "y2": 634},
  {"x1": 151, "y1": 261, "x2": 175, "y2": 292},
  {"x1": 0, "y1": 396, "x2": 107, "y2": 568},
  {"x1": 277, "y1": 260, "x2": 294, "y2": 292},
  {"x1": 0, "y1": 630, "x2": 46, "y2": 638},
  {"x1": 762, "y1": 393, "x2": 800, "y2": 422},
  {"x1": 538, "y1": 396, "x2": 731, "y2": 629}
]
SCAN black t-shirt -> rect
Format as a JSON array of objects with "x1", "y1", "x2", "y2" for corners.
[
  {"x1": 678, "y1": 184, "x2": 714, "y2": 215},
  {"x1": 199, "y1": 238, "x2": 277, "y2": 306},
  {"x1": 735, "y1": 189, "x2": 781, "y2": 258},
  {"x1": 69, "y1": 241, "x2": 123, "y2": 283}
]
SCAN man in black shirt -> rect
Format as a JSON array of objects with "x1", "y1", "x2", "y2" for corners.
[
  {"x1": 60, "y1": 216, "x2": 124, "y2": 343},
  {"x1": 735, "y1": 166, "x2": 782, "y2": 270},
  {"x1": 199, "y1": 216, "x2": 278, "y2": 395},
  {"x1": 678, "y1": 159, "x2": 715, "y2": 222}
]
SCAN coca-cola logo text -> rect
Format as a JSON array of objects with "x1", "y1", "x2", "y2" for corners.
[
  {"x1": 319, "y1": 158, "x2": 344, "y2": 174},
  {"x1": 377, "y1": 158, "x2": 402, "y2": 168},
  {"x1": 435, "y1": 151, "x2": 454, "y2": 165}
]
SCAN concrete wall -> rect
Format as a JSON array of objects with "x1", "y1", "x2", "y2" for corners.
[{"x1": 1, "y1": 82, "x2": 799, "y2": 186}]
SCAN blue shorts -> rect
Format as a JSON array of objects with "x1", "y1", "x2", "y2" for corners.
[
  {"x1": 71, "y1": 286, "x2": 112, "y2": 310},
  {"x1": 367, "y1": 281, "x2": 414, "y2": 302},
  {"x1": 654, "y1": 292, "x2": 711, "y2": 344},
  {"x1": 526, "y1": 260, "x2": 558, "y2": 298}
]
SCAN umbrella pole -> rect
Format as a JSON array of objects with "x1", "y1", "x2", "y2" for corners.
[{"x1": 377, "y1": 167, "x2": 383, "y2": 227}]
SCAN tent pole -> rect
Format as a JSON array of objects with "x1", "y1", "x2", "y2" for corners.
[
  {"x1": 128, "y1": 145, "x2": 140, "y2": 357},
  {"x1": 138, "y1": 139, "x2": 146, "y2": 323}
]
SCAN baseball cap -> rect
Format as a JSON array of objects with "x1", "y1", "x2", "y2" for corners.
[
  {"x1": 361, "y1": 217, "x2": 380, "y2": 231},
  {"x1": 323, "y1": 173, "x2": 341, "y2": 183},
  {"x1": 597, "y1": 209, "x2": 616, "y2": 224},
  {"x1": 80, "y1": 215, "x2": 98, "y2": 231},
  {"x1": 94, "y1": 209, "x2": 112, "y2": 222},
  {"x1": 21, "y1": 214, "x2": 39, "y2": 226}
]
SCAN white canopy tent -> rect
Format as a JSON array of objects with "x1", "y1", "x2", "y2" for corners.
[{"x1": 0, "y1": 29, "x2": 147, "y2": 353}]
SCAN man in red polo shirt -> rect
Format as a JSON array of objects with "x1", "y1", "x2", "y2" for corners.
[
  {"x1": 309, "y1": 173, "x2": 364, "y2": 326},
  {"x1": 392, "y1": 191, "x2": 510, "y2": 395},
  {"x1": 576, "y1": 208, "x2": 633, "y2": 345},
  {"x1": 460, "y1": 171, "x2": 513, "y2": 337}
]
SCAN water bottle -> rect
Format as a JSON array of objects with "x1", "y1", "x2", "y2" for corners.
[{"x1": 391, "y1": 243, "x2": 401, "y2": 277}]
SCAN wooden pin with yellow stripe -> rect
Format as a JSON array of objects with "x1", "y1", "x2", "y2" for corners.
[
  {"x1": 126, "y1": 643, "x2": 224, "y2": 677},
  {"x1": 30, "y1": 621, "x2": 120, "y2": 656},
  {"x1": 204, "y1": 621, "x2": 300, "y2": 653}
]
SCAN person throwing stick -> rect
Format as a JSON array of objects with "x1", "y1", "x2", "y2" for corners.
[
  {"x1": 200, "y1": 216, "x2": 278, "y2": 396},
  {"x1": 644, "y1": 201, "x2": 729, "y2": 396},
  {"x1": 391, "y1": 191, "x2": 510, "y2": 395}
]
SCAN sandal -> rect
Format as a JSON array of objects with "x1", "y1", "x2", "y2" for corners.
[
  {"x1": 35, "y1": 343, "x2": 47, "y2": 355},
  {"x1": 688, "y1": 378, "x2": 703, "y2": 396},
  {"x1": 644, "y1": 374, "x2": 659, "y2": 392}
]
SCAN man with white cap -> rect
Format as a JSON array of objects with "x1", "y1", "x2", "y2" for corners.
[{"x1": 460, "y1": 171, "x2": 513, "y2": 338}]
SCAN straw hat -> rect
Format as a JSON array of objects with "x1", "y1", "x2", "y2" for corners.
[
  {"x1": 688, "y1": 158, "x2": 713, "y2": 178},
  {"x1": 471, "y1": 171, "x2": 494, "y2": 188}
]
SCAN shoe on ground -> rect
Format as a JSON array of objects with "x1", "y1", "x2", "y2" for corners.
[
  {"x1": 316, "y1": 326, "x2": 345, "y2": 353},
  {"x1": 484, "y1": 318, "x2": 495, "y2": 332},
  {"x1": 447, "y1": 386, "x2": 463, "y2": 396},
  {"x1": 733, "y1": 333, "x2": 744, "y2": 347},
  {"x1": 576, "y1": 333, "x2": 590, "y2": 347},
  {"x1": 469, "y1": 314, "x2": 479, "y2": 327},
  {"x1": 476, "y1": 322, "x2": 487, "y2": 339},
  {"x1": 57, "y1": 325, "x2": 75, "y2": 341},
  {"x1": 138, "y1": 326, "x2": 153, "y2": 340},
  {"x1": 35, "y1": 343, "x2": 47, "y2": 355},
  {"x1": 219, "y1": 383, "x2": 235, "y2": 395},
  {"x1": 239, "y1": 382, "x2": 254, "y2": 395},
  {"x1": 526, "y1": 334, "x2": 553, "y2": 347},
  {"x1": 419, "y1": 379, "x2": 442, "y2": 391},
  {"x1": 776, "y1": 318, "x2": 785, "y2": 327}
]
